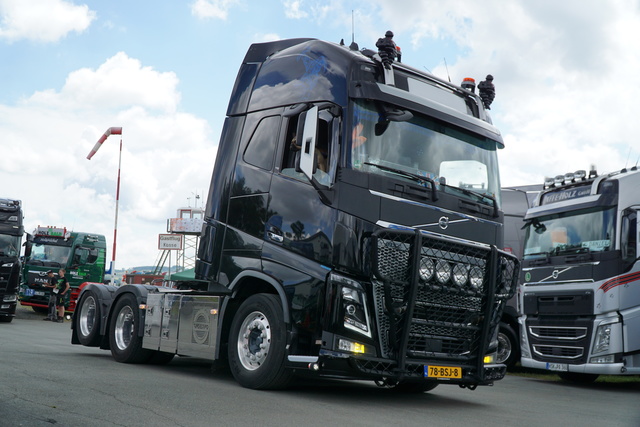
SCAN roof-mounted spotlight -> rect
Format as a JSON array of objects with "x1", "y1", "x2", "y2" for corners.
[
  {"x1": 564, "y1": 172, "x2": 574, "y2": 183},
  {"x1": 574, "y1": 170, "x2": 586, "y2": 180},
  {"x1": 554, "y1": 175, "x2": 565, "y2": 186},
  {"x1": 543, "y1": 176, "x2": 555, "y2": 189}
]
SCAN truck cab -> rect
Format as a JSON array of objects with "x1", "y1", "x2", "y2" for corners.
[
  {"x1": 0, "y1": 198, "x2": 24, "y2": 322},
  {"x1": 20, "y1": 226, "x2": 106, "y2": 313},
  {"x1": 519, "y1": 167, "x2": 640, "y2": 381}
]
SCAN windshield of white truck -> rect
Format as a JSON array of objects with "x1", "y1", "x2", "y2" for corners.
[
  {"x1": 523, "y1": 206, "x2": 616, "y2": 259},
  {"x1": 27, "y1": 243, "x2": 71, "y2": 267},
  {"x1": 0, "y1": 234, "x2": 20, "y2": 257},
  {"x1": 349, "y1": 99, "x2": 501, "y2": 206}
]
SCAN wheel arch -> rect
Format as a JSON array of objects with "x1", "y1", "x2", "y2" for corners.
[
  {"x1": 100, "y1": 284, "x2": 158, "y2": 350},
  {"x1": 217, "y1": 270, "x2": 290, "y2": 359}
]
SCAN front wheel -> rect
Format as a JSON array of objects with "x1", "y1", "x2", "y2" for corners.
[
  {"x1": 109, "y1": 294, "x2": 152, "y2": 363},
  {"x1": 228, "y1": 294, "x2": 293, "y2": 390},
  {"x1": 497, "y1": 322, "x2": 520, "y2": 368},
  {"x1": 76, "y1": 290, "x2": 101, "y2": 346}
]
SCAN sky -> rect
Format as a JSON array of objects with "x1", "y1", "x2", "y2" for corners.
[{"x1": 2, "y1": 0, "x2": 640, "y2": 269}]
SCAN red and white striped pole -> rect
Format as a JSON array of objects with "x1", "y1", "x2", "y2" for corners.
[{"x1": 87, "y1": 127, "x2": 123, "y2": 286}]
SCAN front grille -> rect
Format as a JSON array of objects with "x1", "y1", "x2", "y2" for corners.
[
  {"x1": 532, "y1": 344, "x2": 583, "y2": 359},
  {"x1": 529, "y1": 326, "x2": 587, "y2": 340},
  {"x1": 371, "y1": 229, "x2": 518, "y2": 371}
]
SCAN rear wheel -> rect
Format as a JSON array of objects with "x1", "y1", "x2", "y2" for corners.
[
  {"x1": 228, "y1": 294, "x2": 293, "y2": 390},
  {"x1": 109, "y1": 294, "x2": 152, "y2": 363},
  {"x1": 76, "y1": 290, "x2": 101, "y2": 346}
]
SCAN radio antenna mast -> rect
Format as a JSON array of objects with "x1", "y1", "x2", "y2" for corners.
[
  {"x1": 443, "y1": 58, "x2": 451, "y2": 82},
  {"x1": 351, "y1": 10, "x2": 355, "y2": 45}
]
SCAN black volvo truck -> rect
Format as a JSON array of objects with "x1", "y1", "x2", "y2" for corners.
[{"x1": 72, "y1": 36, "x2": 518, "y2": 392}]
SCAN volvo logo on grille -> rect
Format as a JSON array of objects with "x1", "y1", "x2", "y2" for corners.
[
  {"x1": 438, "y1": 216, "x2": 449, "y2": 230},
  {"x1": 552, "y1": 270, "x2": 559, "y2": 279}
]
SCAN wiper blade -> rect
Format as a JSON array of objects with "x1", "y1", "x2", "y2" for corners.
[
  {"x1": 364, "y1": 162, "x2": 437, "y2": 201},
  {"x1": 441, "y1": 183, "x2": 498, "y2": 217}
]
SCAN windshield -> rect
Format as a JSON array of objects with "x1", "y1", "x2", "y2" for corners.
[
  {"x1": 349, "y1": 99, "x2": 501, "y2": 206},
  {"x1": 523, "y1": 206, "x2": 616, "y2": 259},
  {"x1": 0, "y1": 234, "x2": 20, "y2": 257},
  {"x1": 28, "y1": 243, "x2": 71, "y2": 267}
]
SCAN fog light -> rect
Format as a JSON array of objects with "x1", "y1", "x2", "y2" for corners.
[
  {"x1": 338, "y1": 339, "x2": 366, "y2": 354},
  {"x1": 452, "y1": 264, "x2": 468, "y2": 287},
  {"x1": 435, "y1": 260, "x2": 451, "y2": 284},
  {"x1": 419, "y1": 257, "x2": 435, "y2": 282},
  {"x1": 484, "y1": 353, "x2": 496, "y2": 364},
  {"x1": 590, "y1": 355, "x2": 614, "y2": 364}
]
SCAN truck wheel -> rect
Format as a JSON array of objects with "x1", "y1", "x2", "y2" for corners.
[
  {"x1": 76, "y1": 290, "x2": 101, "y2": 346},
  {"x1": 558, "y1": 372, "x2": 599, "y2": 383},
  {"x1": 109, "y1": 294, "x2": 152, "y2": 363},
  {"x1": 228, "y1": 294, "x2": 293, "y2": 390},
  {"x1": 389, "y1": 381, "x2": 439, "y2": 393},
  {"x1": 497, "y1": 322, "x2": 520, "y2": 368}
]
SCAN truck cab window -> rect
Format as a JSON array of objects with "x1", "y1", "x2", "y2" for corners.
[
  {"x1": 243, "y1": 115, "x2": 280, "y2": 171},
  {"x1": 621, "y1": 210, "x2": 637, "y2": 269},
  {"x1": 280, "y1": 107, "x2": 335, "y2": 186}
]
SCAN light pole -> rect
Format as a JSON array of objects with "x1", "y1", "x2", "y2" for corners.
[{"x1": 87, "y1": 127, "x2": 123, "y2": 286}]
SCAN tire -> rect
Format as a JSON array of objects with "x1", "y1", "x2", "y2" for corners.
[
  {"x1": 0, "y1": 316, "x2": 13, "y2": 323},
  {"x1": 389, "y1": 380, "x2": 439, "y2": 393},
  {"x1": 497, "y1": 322, "x2": 520, "y2": 368},
  {"x1": 558, "y1": 372, "x2": 599, "y2": 383},
  {"x1": 109, "y1": 294, "x2": 152, "y2": 363},
  {"x1": 228, "y1": 294, "x2": 293, "y2": 390},
  {"x1": 76, "y1": 290, "x2": 101, "y2": 346}
]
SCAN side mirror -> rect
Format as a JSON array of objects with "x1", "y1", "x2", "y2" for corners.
[{"x1": 299, "y1": 105, "x2": 318, "y2": 180}]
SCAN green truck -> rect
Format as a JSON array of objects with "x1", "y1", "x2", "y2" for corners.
[{"x1": 19, "y1": 226, "x2": 107, "y2": 313}]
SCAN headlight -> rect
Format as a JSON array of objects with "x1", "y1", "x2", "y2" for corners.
[
  {"x1": 3, "y1": 294, "x2": 17, "y2": 302},
  {"x1": 593, "y1": 321, "x2": 615, "y2": 354},
  {"x1": 435, "y1": 260, "x2": 451, "y2": 284},
  {"x1": 2, "y1": 262, "x2": 13, "y2": 268},
  {"x1": 332, "y1": 273, "x2": 372, "y2": 338}
]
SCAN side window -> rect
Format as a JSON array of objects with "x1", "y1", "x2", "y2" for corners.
[
  {"x1": 243, "y1": 115, "x2": 280, "y2": 170},
  {"x1": 280, "y1": 106, "x2": 337, "y2": 187}
]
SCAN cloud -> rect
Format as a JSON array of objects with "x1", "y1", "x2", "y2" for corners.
[
  {"x1": 362, "y1": 0, "x2": 640, "y2": 185},
  {"x1": 0, "y1": 0, "x2": 95, "y2": 43},
  {"x1": 0, "y1": 52, "x2": 216, "y2": 267},
  {"x1": 190, "y1": 0, "x2": 242, "y2": 20},
  {"x1": 283, "y1": 0, "x2": 308, "y2": 19}
]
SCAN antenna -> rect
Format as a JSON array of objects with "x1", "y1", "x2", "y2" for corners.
[
  {"x1": 351, "y1": 10, "x2": 354, "y2": 44},
  {"x1": 625, "y1": 147, "x2": 631, "y2": 168},
  {"x1": 443, "y1": 58, "x2": 451, "y2": 82}
]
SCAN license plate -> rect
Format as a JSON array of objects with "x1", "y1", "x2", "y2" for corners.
[
  {"x1": 546, "y1": 363, "x2": 568, "y2": 372},
  {"x1": 425, "y1": 365, "x2": 462, "y2": 379},
  {"x1": 35, "y1": 291, "x2": 45, "y2": 296},
  {"x1": 24, "y1": 288, "x2": 35, "y2": 297}
]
